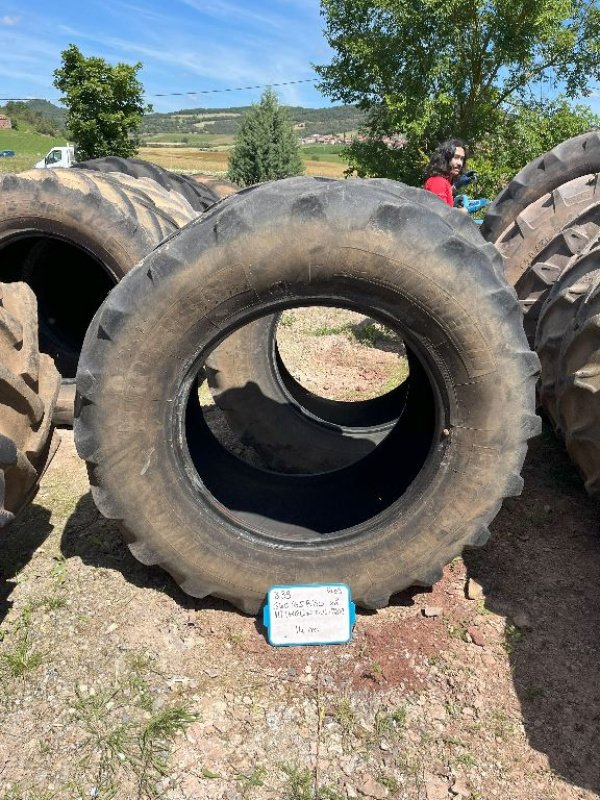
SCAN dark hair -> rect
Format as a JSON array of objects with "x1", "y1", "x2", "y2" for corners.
[{"x1": 424, "y1": 139, "x2": 468, "y2": 180}]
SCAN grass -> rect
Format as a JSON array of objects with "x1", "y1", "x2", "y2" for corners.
[
  {"x1": 66, "y1": 654, "x2": 198, "y2": 799},
  {"x1": 373, "y1": 706, "x2": 407, "y2": 738},
  {"x1": 1, "y1": 602, "x2": 44, "y2": 678},
  {"x1": 235, "y1": 766, "x2": 267, "y2": 799},
  {"x1": 280, "y1": 765, "x2": 344, "y2": 800},
  {"x1": 504, "y1": 623, "x2": 525, "y2": 653},
  {"x1": 0, "y1": 128, "x2": 348, "y2": 179},
  {"x1": 2, "y1": 633, "x2": 43, "y2": 677}
]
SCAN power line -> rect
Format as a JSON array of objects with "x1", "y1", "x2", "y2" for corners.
[
  {"x1": 0, "y1": 77, "x2": 318, "y2": 103},
  {"x1": 152, "y1": 78, "x2": 316, "y2": 97}
]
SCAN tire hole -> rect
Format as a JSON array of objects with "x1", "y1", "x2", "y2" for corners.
[
  {"x1": 182, "y1": 310, "x2": 444, "y2": 540},
  {"x1": 0, "y1": 235, "x2": 115, "y2": 377}
]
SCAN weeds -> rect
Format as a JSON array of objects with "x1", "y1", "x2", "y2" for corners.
[
  {"x1": 331, "y1": 697, "x2": 355, "y2": 732},
  {"x1": 201, "y1": 767, "x2": 221, "y2": 779},
  {"x1": 281, "y1": 765, "x2": 313, "y2": 800},
  {"x1": 489, "y1": 709, "x2": 515, "y2": 740},
  {"x1": 235, "y1": 766, "x2": 267, "y2": 799},
  {"x1": 49, "y1": 555, "x2": 68, "y2": 587},
  {"x1": 374, "y1": 706, "x2": 406, "y2": 738},
  {"x1": 378, "y1": 773, "x2": 400, "y2": 793},
  {"x1": 68, "y1": 657, "x2": 197, "y2": 799},
  {"x1": 1, "y1": 602, "x2": 44, "y2": 678},
  {"x1": 280, "y1": 765, "x2": 343, "y2": 800},
  {"x1": 40, "y1": 595, "x2": 67, "y2": 611},
  {"x1": 455, "y1": 751, "x2": 477, "y2": 767},
  {"x1": 504, "y1": 623, "x2": 525, "y2": 653},
  {"x1": 2, "y1": 634, "x2": 43, "y2": 677}
]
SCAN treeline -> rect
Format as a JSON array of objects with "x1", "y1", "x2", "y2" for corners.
[
  {"x1": 0, "y1": 100, "x2": 66, "y2": 137},
  {"x1": 2, "y1": 98, "x2": 366, "y2": 144}
]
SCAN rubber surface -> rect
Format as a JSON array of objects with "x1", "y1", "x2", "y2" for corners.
[
  {"x1": 189, "y1": 174, "x2": 239, "y2": 198},
  {"x1": 75, "y1": 156, "x2": 220, "y2": 212},
  {"x1": 0, "y1": 282, "x2": 60, "y2": 526},
  {"x1": 555, "y1": 274, "x2": 600, "y2": 495},
  {"x1": 535, "y1": 237, "x2": 600, "y2": 430},
  {"x1": 207, "y1": 177, "x2": 488, "y2": 472},
  {"x1": 75, "y1": 177, "x2": 540, "y2": 613},
  {"x1": 501, "y1": 181, "x2": 600, "y2": 342},
  {"x1": 482, "y1": 131, "x2": 600, "y2": 242}
]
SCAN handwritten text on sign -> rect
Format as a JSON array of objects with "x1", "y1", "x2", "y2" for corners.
[{"x1": 266, "y1": 584, "x2": 354, "y2": 646}]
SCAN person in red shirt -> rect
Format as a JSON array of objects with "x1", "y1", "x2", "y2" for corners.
[{"x1": 423, "y1": 139, "x2": 468, "y2": 207}]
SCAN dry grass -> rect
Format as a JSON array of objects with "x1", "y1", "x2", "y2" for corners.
[{"x1": 138, "y1": 146, "x2": 348, "y2": 178}]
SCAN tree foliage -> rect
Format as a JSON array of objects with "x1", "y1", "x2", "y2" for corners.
[
  {"x1": 227, "y1": 88, "x2": 304, "y2": 186},
  {"x1": 1, "y1": 101, "x2": 64, "y2": 137},
  {"x1": 53, "y1": 44, "x2": 151, "y2": 160},
  {"x1": 316, "y1": 0, "x2": 600, "y2": 188},
  {"x1": 473, "y1": 98, "x2": 600, "y2": 197}
]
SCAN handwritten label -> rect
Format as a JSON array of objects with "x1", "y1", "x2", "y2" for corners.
[{"x1": 265, "y1": 584, "x2": 354, "y2": 646}]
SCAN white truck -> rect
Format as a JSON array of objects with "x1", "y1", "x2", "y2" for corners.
[{"x1": 34, "y1": 145, "x2": 75, "y2": 169}]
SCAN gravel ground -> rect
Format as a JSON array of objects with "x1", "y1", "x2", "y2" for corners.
[{"x1": 0, "y1": 312, "x2": 599, "y2": 800}]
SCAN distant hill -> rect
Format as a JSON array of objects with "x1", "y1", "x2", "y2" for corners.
[
  {"x1": 142, "y1": 104, "x2": 366, "y2": 138},
  {"x1": 1, "y1": 99, "x2": 365, "y2": 143},
  {"x1": 0, "y1": 100, "x2": 66, "y2": 136}
]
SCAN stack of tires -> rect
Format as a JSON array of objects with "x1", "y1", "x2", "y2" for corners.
[{"x1": 482, "y1": 131, "x2": 600, "y2": 497}]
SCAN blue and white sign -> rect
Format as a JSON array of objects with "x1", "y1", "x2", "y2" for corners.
[{"x1": 263, "y1": 584, "x2": 356, "y2": 646}]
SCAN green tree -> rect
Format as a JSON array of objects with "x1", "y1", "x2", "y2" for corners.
[
  {"x1": 315, "y1": 0, "x2": 600, "y2": 186},
  {"x1": 53, "y1": 44, "x2": 151, "y2": 160},
  {"x1": 227, "y1": 88, "x2": 304, "y2": 186},
  {"x1": 473, "y1": 97, "x2": 600, "y2": 198}
]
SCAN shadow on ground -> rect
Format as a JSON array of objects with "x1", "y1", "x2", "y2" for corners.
[
  {"x1": 0, "y1": 503, "x2": 53, "y2": 625},
  {"x1": 464, "y1": 422, "x2": 600, "y2": 794},
  {"x1": 59, "y1": 491, "x2": 239, "y2": 617}
]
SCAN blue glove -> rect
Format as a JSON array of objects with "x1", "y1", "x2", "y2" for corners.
[{"x1": 454, "y1": 170, "x2": 478, "y2": 190}]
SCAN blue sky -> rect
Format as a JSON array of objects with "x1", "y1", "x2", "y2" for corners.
[{"x1": 0, "y1": 0, "x2": 335, "y2": 112}]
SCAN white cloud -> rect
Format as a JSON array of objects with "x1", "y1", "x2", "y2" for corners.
[{"x1": 1, "y1": 15, "x2": 20, "y2": 26}]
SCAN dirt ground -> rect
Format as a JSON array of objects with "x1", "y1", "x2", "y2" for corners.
[{"x1": 0, "y1": 312, "x2": 599, "y2": 800}]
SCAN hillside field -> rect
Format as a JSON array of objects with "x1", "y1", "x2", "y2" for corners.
[{"x1": 0, "y1": 129, "x2": 65, "y2": 173}]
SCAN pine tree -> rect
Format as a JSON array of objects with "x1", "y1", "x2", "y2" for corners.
[{"x1": 227, "y1": 88, "x2": 304, "y2": 187}]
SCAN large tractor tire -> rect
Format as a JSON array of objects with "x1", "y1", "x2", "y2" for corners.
[
  {"x1": 554, "y1": 274, "x2": 600, "y2": 495},
  {"x1": 0, "y1": 169, "x2": 197, "y2": 424},
  {"x1": 206, "y1": 178, "x2": 487, "y2": 472},
  {"x1": 535, "y1": 238, "x2": 600, "y2": 430},
  {"x1": 490, "y1": 175, "x2": 600, "y2": 339},
  {"x1": 75, "y1": 156, "x2": 220, "y2": 213},
  {"x1": 481, "y1": 130, "x2": 600, "y2": 242},
  {"x1": 75, "y1": 177, "x2": 540, "y2": 613},
  {"x1": 0, "y1": 282, "x2": 60, "y2": 527}
]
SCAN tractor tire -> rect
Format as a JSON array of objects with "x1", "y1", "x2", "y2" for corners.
[
  {"x1": 74, "y1": 177, "x2": 540, "y2": 613},
  {"x1": 206, "y1": 178, "x2": 487, "y2": 472},
  {"x1": 555, "y1": 274, "x2": 600, "y2": 495},
  {"x1": 498, "y1": 181, "x2": 600, "y2": 342},
  {"x1": 535, "y1": 238, "x2": 600, "y2": 430},
  {"x1": 0, "y1": 282, "x2": 60, "y2": 526},
  {"x1": 75, "y1": 156, "x2": 220, "y2": 213},
  {"x1": 189, "y1": 174, "x2": 239, "y2": 198},
  {"x1": 481, "y1": 130, "x2": 600, "y2": 242},
  {"x1": 0, "y1": 169, "x2": 197, "y2": 425},
  {"x1": 91, "y1": 171, "x2": 198, "y2": 226}
]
